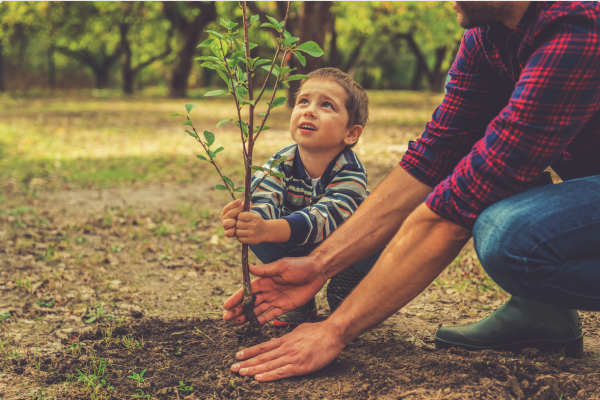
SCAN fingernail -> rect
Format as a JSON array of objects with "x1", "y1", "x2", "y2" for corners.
[
  {"x1": 231, "y1": 364, "x2": 240, "y2": 371},
  {"x1": 240, "y1": 368, "x2": 248, "y2": 374},
  {"x1": 236, "y1": 319, "x2": 242, "y2": 324},
  {"x1": 236, "y1": 351, "x2": 243, "y2": 358},
  {"x1": 255, "y1": 374, "x2": 262, "y2": 380}
]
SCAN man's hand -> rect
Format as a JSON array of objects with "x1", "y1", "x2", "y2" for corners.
[
  {"x1": 230, "y1": 321, "x2": 345, "y2": 382},
  {"x1": 221, "y1": 200, "x2": 244, "y2": 238},
  {"x1": 223, "y1": 256, "x2": 326, "y2": 325}
]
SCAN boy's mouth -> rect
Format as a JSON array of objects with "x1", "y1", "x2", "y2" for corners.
[{"x1": 299, "y1": 122, "x2": 317, "y2": 132}]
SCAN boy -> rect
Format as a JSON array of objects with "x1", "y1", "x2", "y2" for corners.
[{"x1": 220, "y1": 68, "x2": 382, "y2": 326}]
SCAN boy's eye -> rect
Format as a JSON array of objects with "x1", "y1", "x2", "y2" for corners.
[
  {"x1": 322, "y1": 101, "x2": 334, "y2": 110},
  {"x1": 298, "y1": 98, "x2": 309, "y2": 105}
]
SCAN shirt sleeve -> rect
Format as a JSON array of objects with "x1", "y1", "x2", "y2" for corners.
[
  {"x1": 426, "y1": 15, "x2": 600, "y2": 229},
  {"x1": 400, "y1": 29, "x2": 515, "y2": 188},
  {"x1": 283, "y1": 164, "x2": 368, "y2": 245},
  {"x1": 249, "y1": 156, "x2": 287, "y2": 221}
]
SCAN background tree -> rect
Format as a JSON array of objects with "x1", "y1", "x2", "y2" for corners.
[{"x1": 162, "y1": 1, "x2": 217, "y2": 98}]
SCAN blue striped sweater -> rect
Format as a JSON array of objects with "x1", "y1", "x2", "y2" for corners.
[{"x1": 250, "y1": 144, "x2": 369, "y2": 245}]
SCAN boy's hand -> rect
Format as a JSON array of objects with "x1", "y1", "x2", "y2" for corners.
[
  {"x1": 235, "y1": 212, "x2": 270, "y2": 244},
  {"x1": 221, "y1": 200, "x2": 244, "y2": 238}
]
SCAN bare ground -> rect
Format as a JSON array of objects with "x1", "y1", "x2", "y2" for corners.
[{"x1": 1, "y1": 179, "x2": 600, "y2": 400}]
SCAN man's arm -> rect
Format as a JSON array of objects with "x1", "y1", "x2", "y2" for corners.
[
  {"x1": 223, "y1": 165, "x2": 432, "y2": 324},
  {"x1": 230, "y1": 204, "x2": 471, "y2": 381}
]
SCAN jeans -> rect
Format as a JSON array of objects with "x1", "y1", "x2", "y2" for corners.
[
  {"x1": 473, "y1": 174, "x2": 600, "y2": 311},
  {"x1": 250, "y1": 242, "x2": 382, "y2": 273}
]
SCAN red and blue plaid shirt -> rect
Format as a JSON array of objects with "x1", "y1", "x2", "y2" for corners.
[{"x1": 400, "y1": 1, "x2": 600, "y2": 229}]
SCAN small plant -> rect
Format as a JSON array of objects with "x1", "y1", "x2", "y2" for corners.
[
  {"x1": 111, "y1": 245, "x2": 123, "y2": 252},
  {"x1": 169, "y1": 1, "x2": 323, "y2": 327},
  {"x1": 36, "y1": 300, "x2": 56, "y2": 308},
  {"x1": 15, "y1": 276, "x2": 33, "y2": 293},
  {"x1": 178, "y1": 381, "x2": 194, "y2": 393},
  {"x1": 76, "y1": 236, "x2": 87, "y2": 244},
  {"x1": 0, "y1": 311, "x2": 11, "y2": 322},
  {"x1": 84, "y1": 306, "x2": 115, "y2": 324},
  {"x1": 74, "y1": 357, "x2": 115, "y2": 399},
  {"x1": 133, "y1": 389, "x2": 150, "y2": 399},
  {"x1": 67, "y1": 342, "x2": 82, "y2": 358},
  {"x1": 128, "y1": 368, "x2": 146, "y2": 384},
  {"x1": 28, "y1": 388, "x2": 52, "y2": 400},
  {"x1": 101, "y1": 327, "x2": 113, "y2": 345}
]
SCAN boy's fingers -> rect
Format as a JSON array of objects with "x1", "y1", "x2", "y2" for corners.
[
  {"x1": 223, "y1": 219, "x2": 237, "y2": 230},
  {"x1": 237, "y1": 212, "x2": 256, "y2": 222},
  {"x1": 224, "y1": 228, "x2": 236, "y2": 238},
  {"x1": 224, "y1": 205, "x2": 245, "y2": 221},
  {"x1": 221, "y1": 200, "x2": 242, "y2": 219}
]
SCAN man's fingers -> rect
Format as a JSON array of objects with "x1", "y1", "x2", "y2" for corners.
[
  {"x1": 257, "y1": 307, "x2": 285, "y2": 325},
  {"x1": 235, "y1": 338, "x2": 282, "y2": 361},
  {"x1": 223, "y1": 288, "x2": 244, "y2": 311},
  {"x1": 255, "y1": 364, "x2": 299, "y2": 382}
]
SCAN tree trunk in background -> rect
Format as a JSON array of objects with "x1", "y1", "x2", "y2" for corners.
[
  {"x1": 0, "y1": 42, "x2": 4, "y2": 92},
  {"x1": 410, "y1": 57, "x2": 423, "y2": 91},
  {"x1": 328, "y1": 12, "x2": 338, "y2": 69},
  {"x1": 427, "y1": 46, "x2": 448, "y2": 93},
  {"x1": 286, "y1": 1, "x2": 332, "y2": 106},
  {"x1": 163, "y1": 1, "x2": 217, "y2": 98},
  {"x1": 122, "y1": 42, "x2": 135, "y2": 94},
  {"x1": 48, "y1": 45, "x2": 56, "y2": 90},
  {"x1": 400, "y1": 33, "x2": 449, "y2": 93}
]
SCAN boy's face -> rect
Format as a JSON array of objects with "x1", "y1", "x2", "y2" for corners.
[{"x1": 290, "y1": 79, "x2": 361, "y2": 153}]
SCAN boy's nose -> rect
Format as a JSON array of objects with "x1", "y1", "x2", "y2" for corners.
[{"x1": 303, "y1": 109, "x2": 316, "y2": 118}]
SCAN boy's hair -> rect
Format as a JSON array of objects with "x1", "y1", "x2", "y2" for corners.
[{"x1": 297, "y1": 68, "x2": 369, "y2": 148}]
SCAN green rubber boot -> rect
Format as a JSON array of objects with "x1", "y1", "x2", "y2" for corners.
[{"x1": 435, "y1": 296, "x2": 583, "y2": 356}]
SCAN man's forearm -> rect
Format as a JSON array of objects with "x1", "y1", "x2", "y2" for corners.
[
  {"x1": 313, "y1": 165, "x2": 433, "y2": 280},
  {"x1": 328, "y1": 204, "x2": 472, "y2": 344}
]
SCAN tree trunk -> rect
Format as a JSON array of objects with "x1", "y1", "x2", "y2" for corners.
[
  {"x1": 122, "y1": 47, "x2": 134, "y2": 94},
  {"x1": 0, "y1": 42, "x2": 4, "y2": 92},
  {"x1": 48, "y1": 46, "x2": 56, "y2": 90},
  {"x1": 410, "y1": 57, "x2": 424, "y2": 91},
  {"x1": 163, "y1": 2, "x2": 217, "y2": 98},
  {"x1": 328, "y1": 12, "x2": 338, "y2": 69},
  {"x1": 427, "y1": 46, "x2": 448, "y2": 93},
  {"x1": 95, "y1": 67, "x2": 109, "y2": 90},
  {"x1": 286, "y1": 1, "x2": 332, "y2": 106}
]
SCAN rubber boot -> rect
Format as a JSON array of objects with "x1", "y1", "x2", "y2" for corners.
[{"x1": 435, "y1": 296, "x2": 583, "y2": 356}]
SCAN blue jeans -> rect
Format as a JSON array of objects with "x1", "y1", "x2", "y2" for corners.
[
  {"x1": 250, "y1": 242, "x2": 382, "y2": 273},
  {"x1": 473, "y1": 174, "x2": 600, "y2": 311}
]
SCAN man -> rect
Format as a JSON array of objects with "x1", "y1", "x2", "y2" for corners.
[{"x1": 222, "y1": 1, "x2": 600, "y2": 382}]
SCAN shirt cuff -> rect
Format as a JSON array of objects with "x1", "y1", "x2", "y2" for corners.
[
  {"x1": 424, "y1": 177, "x2": 478, "y2": 230},
  {"x1": 281, "y1": 214, "x2": 310, "y2": 244},
  {"x1": 399, "y1": 140, "x2": 447, "y2": 188}
]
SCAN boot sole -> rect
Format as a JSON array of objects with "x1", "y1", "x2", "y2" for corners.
[
  {"x1": 273, "y1": 310, "x2": 317, "y2": 328},
  {"x1": 435, "y1": 335, "x2": 583, "y2": 357}
]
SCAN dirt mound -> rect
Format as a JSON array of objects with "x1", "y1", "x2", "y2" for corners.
[{"x1": 17, "y1": 318, "x2": 599, "y2": 399}]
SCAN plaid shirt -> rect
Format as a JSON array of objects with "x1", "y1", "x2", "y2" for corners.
[
  {"x1": 400, "y1": 1, "x2": 600, "y2": 229},
  {"x1": 250, "y1": 144, "x2": 369, "y2": 245}
]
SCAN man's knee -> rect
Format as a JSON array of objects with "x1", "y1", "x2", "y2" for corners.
[{"x1": 473, "y1": 200, "x2": 536, "y2": 295}]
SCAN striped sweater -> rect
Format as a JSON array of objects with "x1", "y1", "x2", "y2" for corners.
[{"x1": 250, "y1": 144, "x2": 369, "y2": 245}]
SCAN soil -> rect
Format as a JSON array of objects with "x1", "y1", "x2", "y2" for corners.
[{"x1": 2, "y1": 182, "x2": 600, "y2": 399}]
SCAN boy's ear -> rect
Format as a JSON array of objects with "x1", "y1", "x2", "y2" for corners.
[{"x1": 343, "y1": 125, "x2": 363, "y2": 146}]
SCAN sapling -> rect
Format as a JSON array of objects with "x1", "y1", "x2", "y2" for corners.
[{"x1": 169, "y1": 2, "x2": 323, "y2": 327}]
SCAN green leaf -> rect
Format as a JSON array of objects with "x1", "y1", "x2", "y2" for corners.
[
  {"x1": 216, "y1": 185, "x2": 228, "y2": 191},
  {"x1": 213, "y1": 147, "x2": 225, "y2": 155},
  {"x1": 260, "y1": 22, "x2": 278, "y2": 30},
  {"x1": 203, "y1": 130, "x2": 215, "y2": 146},
  {"x1": 279, "y1": 66, "x2": 296, "y2": 75},
  {"x1": 271, "y1": 156, "x2": 287, "y2": 168},
  {"x1": 294, "y1": 51, "x2": 306, "y2": 67},
  {"x1": 222, "y1": 176, "x2": 234, "y2": 188},
  {"x1": 268, "y1": 97, "x2": 288, "y2": 109},
  {"x1": 181, "y1": 120, "x2": 193, "y2": 126},
  {"x1": 196, "y1": 155, "x2": 207, "y2": 161},
  {"x1": 266, "y1": 15, "x2": 280, "y2": 27},
  {"x1": 194, "y1": 56, "x2": 221, "y2": 62},
  {"x1": 234, "y1": 121, "x2": 248, "y2": 137},
  {"x1": 204, "y1": 90, "x2": 227, "y2": 97},
  {"x1": 261, "y1": 64, "x2": 280, "y2": 77},
  {"x1": 250, "y1": 14, "x2": 259, "y2": 24},
  {"x1": 278, "y1": 20, "x2": 285, "y2": 30},
  {"x1": 216, "y1": 69, "x2": 231, "y2": 90},
  {"x1": 259, "y1": 113, "x2": 266, "y2": 117},
  {"x1": 284, "y1": 74, "x2": 309, "y2": 82},
  {"x1": 220, "y1": 18, "x2": 238, "y2": 30},
  {"x1": 283, "y1": 30, "x2": 292, "y2": 39},
  {"x1": 85, "y1": 317, "x2": 97, "y2": 324},
  {"x1": 210, "y1": 39, "x2": 229, "y2": 59},
  {"x1": 185, "y1": 104, "x2": 197, "y2": 114},
  {"x1": 254, "y1": 125, "x2": 270, "y2": 133},
  {"x1": 216, "y1": 119, "x2": 233, "y2": 128},
  {"x1": 297, "y1": 41, "x2": 324, "y2": 57},
  {"x1": 251, "y1": 166, "x2": 266, "y2": 171},
  {"x1": 197, "y1": 39, "x2": 214, "y2": 48},
  {"x1": 248, "y1": 43, "x2": 258, "y2": 50},
  {"x1": 281, "y1": 81, "x2": 290, "y2": 88},
  {"x1": 205, "y1": 30, "x2": 226, "y2": 40},
  {"x1": 242, "y1": 100, "x2": 256, "y2": 106},
  {"x1": 235, "y1": 187, "x2": 244, "y2": 192},
  {"x1": 254, "y1": 59, "x2": 272, "y2": 68},
  {"x1": 270, "y1": 172, "x2": 285, "y2": 179},
  {"x1": 186, "y1": 130, "x2": 197, "y2": 139},
  {"x1": 284, "y1": 36, "x2": 300, "y2": 47},
  {"x1": 169, "y1": 113, "x2": 184, "y2": 117},
  {"x1": 235, "y1": 86, "x2": 249, "y2": 102}
]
